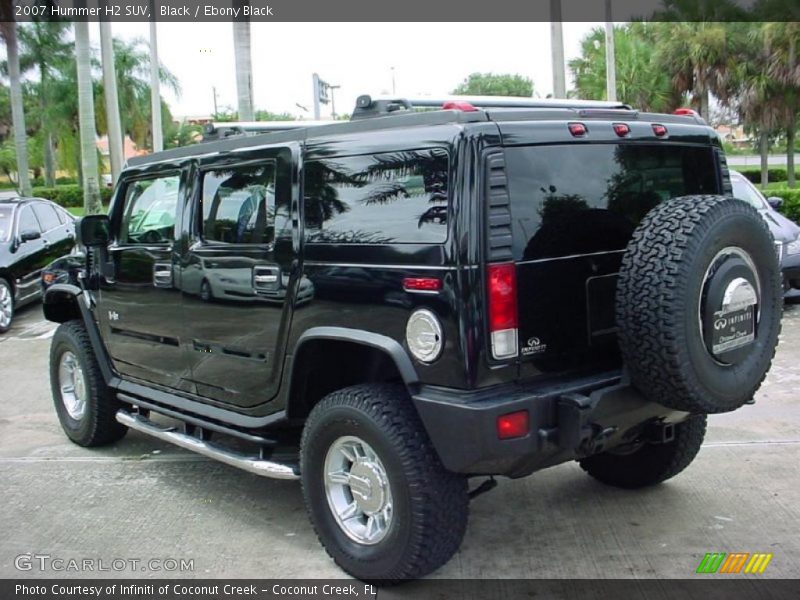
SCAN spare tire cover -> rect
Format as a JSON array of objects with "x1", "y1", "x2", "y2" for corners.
[{"x1": 616, "y1": 195, "x2": 782, "y2": 414}]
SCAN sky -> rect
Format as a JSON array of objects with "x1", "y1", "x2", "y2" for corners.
[{"x1": 93, "y1": 22, "x2": 599, "y2": 120}]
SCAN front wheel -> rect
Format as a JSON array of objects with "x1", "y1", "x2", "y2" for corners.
[
  {"x1": 0, "y1": 278, "x2": 14, "y2": 334},
  {"x1": 300, "y1": 383, "x2": 469, "y2": 582}
]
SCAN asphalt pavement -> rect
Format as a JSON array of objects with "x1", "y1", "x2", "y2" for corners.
[{"x1": 1, "y1": 302, "x2": 799, "y2": 581}]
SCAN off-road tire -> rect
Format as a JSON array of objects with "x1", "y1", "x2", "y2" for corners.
[
  {"x1": 0, "y1": 278, "x2": 14, "y2": 334},
  {"x1": 617, "y1": 195, "x2": 782, "y2": 414},
  {"x1": 579, "y1": 415, "x2": 707, "y2": 489},
  {"x1": 50, "y1": 320, "x2": 127, "y2": 446},
  {"x1": 300, "y1": 383, "x2": 469, "y2": 582}
]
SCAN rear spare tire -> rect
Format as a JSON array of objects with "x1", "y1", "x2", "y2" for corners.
[{"x1": 617, "y1": 195, "x2": 781, "y2": 414}]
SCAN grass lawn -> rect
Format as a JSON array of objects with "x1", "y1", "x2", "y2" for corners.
[{"x1": 67, "y1": 206, "x2": 109, "y2": 217}]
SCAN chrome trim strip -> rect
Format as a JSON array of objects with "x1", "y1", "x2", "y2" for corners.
[
  {"x1": 516, "y1": 249, "x2": 625, "y2": 266},
  {"x1": 302, "y1": 261, "x2": 455, "y2": 271},
  {"x1": 116, "y1": 411, "x2": 300, "y2": 480}
]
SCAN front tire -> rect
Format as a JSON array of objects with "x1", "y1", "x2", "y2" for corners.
[
  {"x1": 0, "y1": 278, "x2": 14, "y2": 334},
  {"x1": 578, "y1": 415, "x2": 707, "y2": 489},
  {"x1": 300, "y1": 383, "x2": 468, "y2": 582},
  {"x1": 50, "y1": 320, "x2": 127, "y2": 447}
]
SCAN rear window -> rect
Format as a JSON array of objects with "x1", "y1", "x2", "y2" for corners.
[
  {"x1": 505, "y1": 144, "x2": 719, "y2": 261},
  {"x1": 303, "y1": 148, "x2": 449, "y2": 244}
]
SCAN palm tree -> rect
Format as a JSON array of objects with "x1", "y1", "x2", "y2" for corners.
[
  {"x1": 0, "y1": 15, "x2": 32, "y2": 196},
  {"x1": 232, "y1": 11, "x2": 254, "y2": 122},
  {"x1": 149, "y1": 21, "x2": 163, "y2": 152},
  {"x1": 17, "y1": 21, "x2": 72, "y2": 187},
  {"x1": 74, "y1": 21, "x2": 102, "y2": 214},
  {"x1": 656, "y1": 22, "x2": 733, "y2": 120},
  {"x1": 99, "y1": 21, "x2": 124, "y2": 183}
]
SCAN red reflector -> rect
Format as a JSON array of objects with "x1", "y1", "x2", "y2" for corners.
[
  {"x1": 42, "y1": 273, "x2": 56, "y2": 284},
  {"x1": 568, "y1": 122, "x2": 587, "y2": 137},
  {"x1": 487, "y1": 263, "x2": 518, "y2": 331},
  {"x1": 673, "y1": 108, "x2": 697, "y2": 116},
  {"x1": 442, "y1": 101, "x2": 478, "y2": 112},
  {"x1": 497, "y1": 410, "x2": 529, "y2": 440},
  {"x1": 403, "y1": 277, "x2": 442, "y2": 292},
  {"x1": 652, "y1": 124, "x2": 668, "y2": 137},
  {"x1": 613, "y1": 123, "x2": 630, "y2": 137}
]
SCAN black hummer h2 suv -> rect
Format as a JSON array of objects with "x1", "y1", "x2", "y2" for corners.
[{"x1": 44, "y1": 95, "x2": 782, "y2": 581}]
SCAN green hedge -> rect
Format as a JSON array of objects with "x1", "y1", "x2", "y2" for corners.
[
  {"x1": 764, "y1": 188, "x2": 800, "y2": 223},
  {"x1": 32, "y1": 185, "x2": 113, "y2": 208},
  {"x1": 732, "y1": 166, "x2": 800, "y2": 184}
]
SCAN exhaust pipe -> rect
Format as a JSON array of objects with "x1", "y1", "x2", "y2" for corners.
[{"x1": 116, "y1": 410, "x2": 299, "y2": 480}]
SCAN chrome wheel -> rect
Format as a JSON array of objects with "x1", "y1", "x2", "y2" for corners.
[
  {"x1": 0, "y1": 283, "x2": 12, "y2": 329},
  {"x1": 58, "y1": 351, "x2": 87, "y2": 420},
  {"x1": 324, "y1": 435, "x2": 393, "y2": 545}
]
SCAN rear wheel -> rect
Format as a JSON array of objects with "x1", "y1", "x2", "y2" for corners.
[
  {"x1": 300, "y1": 383, "x2": 469, "y2": 582},
  {"x1": 0, "y1": 278, "x2": 14, "y2": 334},
  {"x1": 50, "y1": 320, "x2": 127, "y2": 446},
  {"x1": 578, "y1": 415, "x2": 707, "y2": 489}
]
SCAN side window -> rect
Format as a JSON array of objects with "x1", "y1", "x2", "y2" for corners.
[
  {"x1": 32, "y1": 203, "x2": 61, "y2": 232},
  {"x1": 120, "y1": 174, "x2": 180, "y2": 244},
  {"x1": 303, "y1": 148, "x2": 449, "y2": 244},
  {"x1": 18, "y1": 206, "x2": 41, "y2": 235},
  {"x1": 201, "y1": 162, "x2": 276, "y2": 245}
]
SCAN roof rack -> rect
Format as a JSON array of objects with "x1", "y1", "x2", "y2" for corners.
[
  {"x1": 351, "y1": 94, "x2": 631, "y2": 119},
  {"x1": 202, "y1": 120, "x2": 330, "y2": 141}
]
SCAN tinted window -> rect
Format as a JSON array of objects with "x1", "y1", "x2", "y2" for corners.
[
  {"x1": 304, "y1": 148, "x2": 449, "y2": 244},
  {"x1": 121, "y1": 174, "x2": 180, "y2": 244},
  {"x1": 18, "y1": 206, "x2": 41, "y2": 235},
  {"x1": 33, "y1": 203, "x2": 61, "y2": 232},
  {"x1": 201, "y1": 162, "x2": 276, "y2": 245},
  {"x1": 505, "y1": 144, "x2": 718, "y2": 261},
  {"x1": 0, "y1": 206, "x2": 12, "y2": 242},
  {"x1": 731, "y1": 175, "x2": 766, "y2": 210}
]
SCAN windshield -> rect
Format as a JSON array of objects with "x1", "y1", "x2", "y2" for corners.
[
  {"x1": 0, "y1": 206, "x2": 12, "y2": 243},
  {"x1": 730, "y1": 174, "x2": 767, "y2": 210}
]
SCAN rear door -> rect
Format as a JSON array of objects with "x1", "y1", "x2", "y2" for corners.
[
  {"x1": 11, "y1": 204, "x2": 48, "y2": 303},
  {"x1": 501, "y1": 142, "x2": 720, "y2": 377},
  {"x1": 31, "y1": 201, "x2": 74, "y2": 265},
  {"x1": 179, "y1": 145, "x2": 299, "y2": 408},
  {"x1": 97, "y1": 168, "x2": 190, "y2": 389}
]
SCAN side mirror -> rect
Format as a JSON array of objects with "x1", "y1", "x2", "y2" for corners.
[
  {"x1": 767, "y1": 197, "x2": 784, "y2": 211},
  {"x1": 77, "y1": 215, "x2": 110, "y2": 247},
  {"x1": 19, "y1": 229, "x2": 41, "y2": 242}
]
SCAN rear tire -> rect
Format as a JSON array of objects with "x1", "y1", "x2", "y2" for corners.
[
  {"x1": 0, "y1": 278, "x2": 14, "y2": 334},
  {"x1": 50, "y1": 320, "x2": 127, "y2": 447},
  {"x1": 578, "y1": 415, "x2": 707, "y2": 489},
  {"x1": 300, "y1": 383, "x2": 468, "y2": 582}
]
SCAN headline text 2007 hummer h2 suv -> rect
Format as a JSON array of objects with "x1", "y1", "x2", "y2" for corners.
[{"x1": 44, "y1": 95, "x2": 782, "y2": 581}]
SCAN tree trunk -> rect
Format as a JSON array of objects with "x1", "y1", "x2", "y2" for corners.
[
  {"x1": 233, "y1": 17, "x2": 255, "y2": 121},
  {"x1": 100, "y1": 21, "x2": 124, "y2": 184},
  {"x1": 788, "y1": 114, "x2": 796, "y2": 189},
  {"x1": 74, "y1": 21, "x2": 102, "y2": 215},
  {"x1": 3, "y1": 22, "x2": 32, "y2": 196},
  {"x1": 760, "y1": 131, "x2": 769, "y2": 189},
  {"x1": 149, "y1": 20, "x2": 163, "y2": 152},
  {"x1": 39, "y1": 64, "x2": 56, "y2": 187},
  {"x1": 700, "y1": 89, "x2": 710, "y2": 122}
]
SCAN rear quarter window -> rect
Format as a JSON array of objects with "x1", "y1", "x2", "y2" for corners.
[
  {"x1": 505, "y1": 144, "x2": 719, "y2": 261},
  {"x1": 303, "y1": 148, "x2": 449, "y2": 244}
]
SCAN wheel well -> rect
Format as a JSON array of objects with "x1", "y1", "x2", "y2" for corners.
[
  {"x1": 287, "y1": 339, "x2": 407, "y2": 420},
  {"x1": 42, "y1": 289, "x2": 82, "y2": 323},
  {"x1": 0, "y1": 272, "x2": 12, "y2": 295}
]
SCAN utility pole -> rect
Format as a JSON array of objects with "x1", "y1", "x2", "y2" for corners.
[
  {"x1": 100, "y1": 20, "x2": 124, "y2": 183},
  {"x1": 149, "y1": 19, "x2": 163, "y2": 152},
  {"x1": 212, "y1": 86, "x2": 219, "y2": 115},
  {"x1": 312, "y1": 73, "x2": 321, "y2": 120},
  {"x1": 391, "y1": 67, "x2": 396, "y2": 95},
  {"x1": 550, "y1": 0, "x2": 566, "y2": 98},
  {"x1": 604, "y1": 0, "x2": 617, "y2": 102}
]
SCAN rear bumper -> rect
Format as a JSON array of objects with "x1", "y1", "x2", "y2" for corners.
[{"x1": 412, "y1": 372, "x2": 689, "y2": 477}]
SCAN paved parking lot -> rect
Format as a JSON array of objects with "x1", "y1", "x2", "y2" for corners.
[{"x1": 1, "y1": 302, "x2": 799, "y2": 581}]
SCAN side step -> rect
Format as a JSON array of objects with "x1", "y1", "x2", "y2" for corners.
[{"x1": 116, "y1": 410, "x2": 300, "y2": 481}]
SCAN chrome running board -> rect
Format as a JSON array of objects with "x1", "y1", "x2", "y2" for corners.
[{"x1": 115, "y1": 410, "x2": 300, "y2": 480}]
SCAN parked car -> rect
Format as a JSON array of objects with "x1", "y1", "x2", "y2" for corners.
[
  {"x1": 0, "y1": 197, "x2": 75, "y2": 333},
  {"x1": 730, "y1": 170, "x2": 800, "y2": 301},
  {"x1": 44, "y1": 96, "x2": 782, "y2": 581}
]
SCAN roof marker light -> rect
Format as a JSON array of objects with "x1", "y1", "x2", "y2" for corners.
[
  {"x1": 673, "y1": 108, "x2": 698, "y2": 116},
  {"x1": 568, "y1": 122, "x2": 587, "y2": 137},
  {"x1": 652, "y1": 124, "x2": 668, "y2": 137},
  {"x1": 613, "y1": 123, "x2": 630, "y2": 137},
  {"x1": 442, "y1": 101, "x2": 478, "y2": 112}
]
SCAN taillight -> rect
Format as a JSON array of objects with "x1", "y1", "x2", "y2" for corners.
[
  {"x1": 487, "y1": 262, "x2": 518, "y2": 360},
  {"x1": 613, "y1": 123, "x2": 630, "y2": 137},
  {"x1": 497, "y1": 410, "x2": 529, "y2": 440}
]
